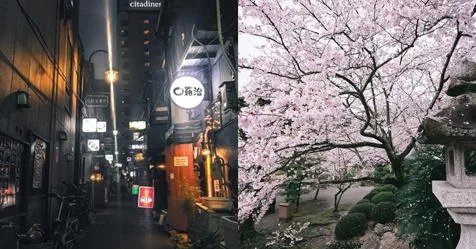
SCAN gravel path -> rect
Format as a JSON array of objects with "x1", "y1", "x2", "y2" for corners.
[{"x1": 275, "y1": 185, "x2": 374, "y2": 209}]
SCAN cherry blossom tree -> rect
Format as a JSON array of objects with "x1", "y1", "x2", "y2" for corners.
[{"x1": 238, "y1": 0, "x2": 476, "y2": 222}]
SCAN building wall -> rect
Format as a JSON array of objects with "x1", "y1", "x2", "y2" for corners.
[
  {"x1": 0, "y1": 0, "x2": 84, "y2": 238},
  {"x1": 117, "y1": 0, "x2": 163, "y2": 167}
]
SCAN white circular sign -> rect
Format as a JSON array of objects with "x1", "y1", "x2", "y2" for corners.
[{"x1": 170, "y1": 76, "x2": 205, "y2": 109}]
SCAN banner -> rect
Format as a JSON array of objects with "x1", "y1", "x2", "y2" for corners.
[{"x1": 32, "y1": 138, "x2": 47, "y2": 189}]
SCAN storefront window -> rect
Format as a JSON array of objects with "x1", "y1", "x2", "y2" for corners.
[{"x1": 0, "y1": 134, "x2": 25, "y2": 210}]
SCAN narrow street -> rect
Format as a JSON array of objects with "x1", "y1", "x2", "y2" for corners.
[{"x1": 78, "y1": 199, "x2": 173, "y2": 249}]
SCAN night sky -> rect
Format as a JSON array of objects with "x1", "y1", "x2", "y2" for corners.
[{"x1": 79, "y1": 0, "x2": 118, "y2": 79}]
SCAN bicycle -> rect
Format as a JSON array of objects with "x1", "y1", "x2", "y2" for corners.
[
  {"x1": 49, "y1": 192, "x2": 80, "y2": 249},
  {"x1": 61, "y1": 181, "x2": 92, "y2": 226},
  {"x1": 0, "y1": 221, "x2": 54, "y2": 249}
]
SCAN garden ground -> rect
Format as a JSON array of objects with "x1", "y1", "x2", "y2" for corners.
[{"x1": 255, "y1": 186, "x2": 373, "y2": 248}]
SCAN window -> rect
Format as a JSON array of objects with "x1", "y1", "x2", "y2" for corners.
[
  {"x1": 144, "y1": 62, "x2": 151, "y2": 67},
  {"x1": 143, "y1": 40, "x2": 150, "y2": 45},
  {"x1": 220, "y1": 81, "x2": 238, "y2": 111},
  {"x1": 144, "y1": 51, "x2": 150, "y2": 56},
  {"x1": 120, "y1": 29, "x2": 128, "y2": 37},
  {"x1": 121, "y1": 40, "x2": 128, "y2": 47},
  {"x1": 143, "y1": 29, "x2": 150, "y2": 35},
  {"x1": 143, "y1": 19, "x2": 150, "y2": 24}
]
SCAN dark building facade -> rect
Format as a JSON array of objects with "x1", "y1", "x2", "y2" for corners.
[
  {"x1": 0, "y1": 0, "x2": 85, "y2": 245},
  {"x1": 156, "y1": 0, "x2": 238, "y2": 246},
  {"x1": 116, "y1": 0, "x2": 165, "y2": 187}
]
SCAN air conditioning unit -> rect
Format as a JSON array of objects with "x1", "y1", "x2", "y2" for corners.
[{"x1": 220, "y1": 81, "x2": 237, "y2": 111}]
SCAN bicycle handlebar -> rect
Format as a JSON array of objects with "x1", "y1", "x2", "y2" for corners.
[
  {"x1": 62, "y1": 180, "x2": 88, "y2": 195},
  {"x1": 49, "y1": 192, "x2": 76, "y2": 200}
]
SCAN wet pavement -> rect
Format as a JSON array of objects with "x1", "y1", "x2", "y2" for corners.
[{"x1": 78, "y1": 198, "x2": 173, "y2": 249}]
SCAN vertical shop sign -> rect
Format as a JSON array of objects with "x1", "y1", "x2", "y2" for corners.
[
  {"x1": 138, "y1": 186, "x2": 154, "y2": 208},
  {"x1": 32, "y1": 138, "x2": 47, "y2": 189}
]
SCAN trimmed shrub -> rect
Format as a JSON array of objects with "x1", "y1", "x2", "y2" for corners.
[
  {"x1": 334, "y1": 213, "x2": 367, "y2": 240},
  {"x1": 371, "y1": 201, "x2": 396, "y2": 223},
  {"x1": 363, "y1": 188, "x2": 379, "y2": 200},
  {"x1": 348, "y1": 203, "x2": 375, "y2": 220},
  {"x1": 377, "y1": 184, "x2": 398, "y2": 193},
  {"x1": 356, "y1": 198, "x2": 370, "y2": 205},
  {"x1": 370, "y1": 191, "x2": 395, "y2": 204},
  {"x1": 327, "y1": 239, "x2": 363, "y2": 249}
]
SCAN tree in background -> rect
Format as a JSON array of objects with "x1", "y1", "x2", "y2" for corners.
[
  {"x1": 239, "y1": 0, "x2": 476, "y2": 222},
  {"x1": 396, "y1": 144, "x2": 460, "y2": 249}
]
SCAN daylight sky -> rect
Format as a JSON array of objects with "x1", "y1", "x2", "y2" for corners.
[{"x1": 238, "y1": 33, "x2": 266, "y2": 91}]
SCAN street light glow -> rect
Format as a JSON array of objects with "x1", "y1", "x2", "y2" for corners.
[
  {"x1": 105, "y1": 69, "x2": 118, "y2": 83},
  {"x1": 113, "y1": 130, "x2": 118, "y2": 136}
]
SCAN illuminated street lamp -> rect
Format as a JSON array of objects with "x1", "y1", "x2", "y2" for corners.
[{"x1": 105, "y1": 69, "x2": 118, "y2": 83}]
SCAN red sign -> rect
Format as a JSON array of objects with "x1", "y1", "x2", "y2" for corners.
[{"x1": 137, "y1": 186, "x2": 154, "y2": 209}]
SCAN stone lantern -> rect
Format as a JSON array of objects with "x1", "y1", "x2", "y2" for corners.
[{"x1": 420, "y1": 60, "x2": 476, "y2": 249}]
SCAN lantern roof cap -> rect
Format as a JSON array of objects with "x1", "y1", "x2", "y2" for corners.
[{"x1": 420, "y1": 60, "x2": 476, "y2": 144}]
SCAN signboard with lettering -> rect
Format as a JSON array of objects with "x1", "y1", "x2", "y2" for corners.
[
  {"x1": 87, "y1": 140, "x2": 100, "y2": 152},
  {"x1": 170, "y1": 76, "x2": 205, "y2": 109},
  {"x1": 32, "y1": 138, "x2": 47, "y2": 189},
  {"x1": 173, "y1": 156, "x2": 188, "y2": 167},
  {"x1": 82, "y1": 118, "x2": 97, "y2": 133},
  {"x1": 129, "y1": 121, "x2": 146, "y2": 131},
  {"x1": 128, "y1": 0, "x2": 161, "y2": 11},
  {"x1": 137, "y1": 186, "x2": 154, "y2": 208},
  {"x1": 97, "y1": 121, "x2": 107, "y2": 133},
  {"x1": 85, "y1": 95, "x2": 109, "y2": 107}
]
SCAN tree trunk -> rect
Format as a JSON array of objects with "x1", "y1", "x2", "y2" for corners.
[
  {"x1": 313, "y1": 186, "x2": 320, "y2": 200},
  {"x1": 334, "y1": 191, "x2": 341, "y2": 212},
  {"x1": 391, "y1": 160, "x2": 405, "y2": 185},
  {"x1": 296, "y1": 184, "x2": 302, "y2": 212}
]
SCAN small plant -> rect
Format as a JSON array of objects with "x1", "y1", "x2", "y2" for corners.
[
  {"x1": 172, "y1": 233, "x2": 191, "y2": 249},
  {"x1": 334, "y1": 213, "x2": 367, "y2": 240},
  {"x1": 370, "y1": 191, "x2": 394, "y2": 204},
  {"x1": 376, "y1": 184, "x2": 398, "y2": 193},
  {"x1": 179, "y1": 181, "x2": 201, "y2": 221},
  {"x1": 327, "y1": 239, "x2": 363, "y2": 249},
  {"x1": 348, "y1": 203, "x2": 375, "y2": 220},
  {"x1": 371, "y1": 201, "x2": 396, "y2": 223},
  {"x1": 190, "y1": 230, "x2": 222, "y2": 249}
]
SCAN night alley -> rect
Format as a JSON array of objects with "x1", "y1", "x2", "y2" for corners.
[{"x1": 78, "y1": 199, "x2": 173, "y2": 249}]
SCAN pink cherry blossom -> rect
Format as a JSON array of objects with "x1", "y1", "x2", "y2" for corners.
[{"x1": 239, "y1": 0, "x2": 476, "y2": 222}]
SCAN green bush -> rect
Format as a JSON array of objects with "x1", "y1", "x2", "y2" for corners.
[
  {"x1": 334, "y1": 213, "x2": 367, "y2": 240},
  {"x1": 370, "y1": 191, "x2": 395, "y2": 204},
  {"x1": 363, "y1": 188, "x2": 379, "y2": 200},
  {"x1": 356, "y1": 198, "x2": 370, "y2": 205},
  {"x1": 348, "y1": 203, "x2": 375, "y2": 220},
  {"x1": 377, "y1": 184, "x2": 398, "y2": 193},
  {"x1": 327, "y1": 239, "x2": 363, "y2": 249},
  {"x1": 397, "y1": 144, "x2": 460, "y2": 249},
  {"x1": 371, "y1": 201, "x2": 396, "y2": 223}
]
